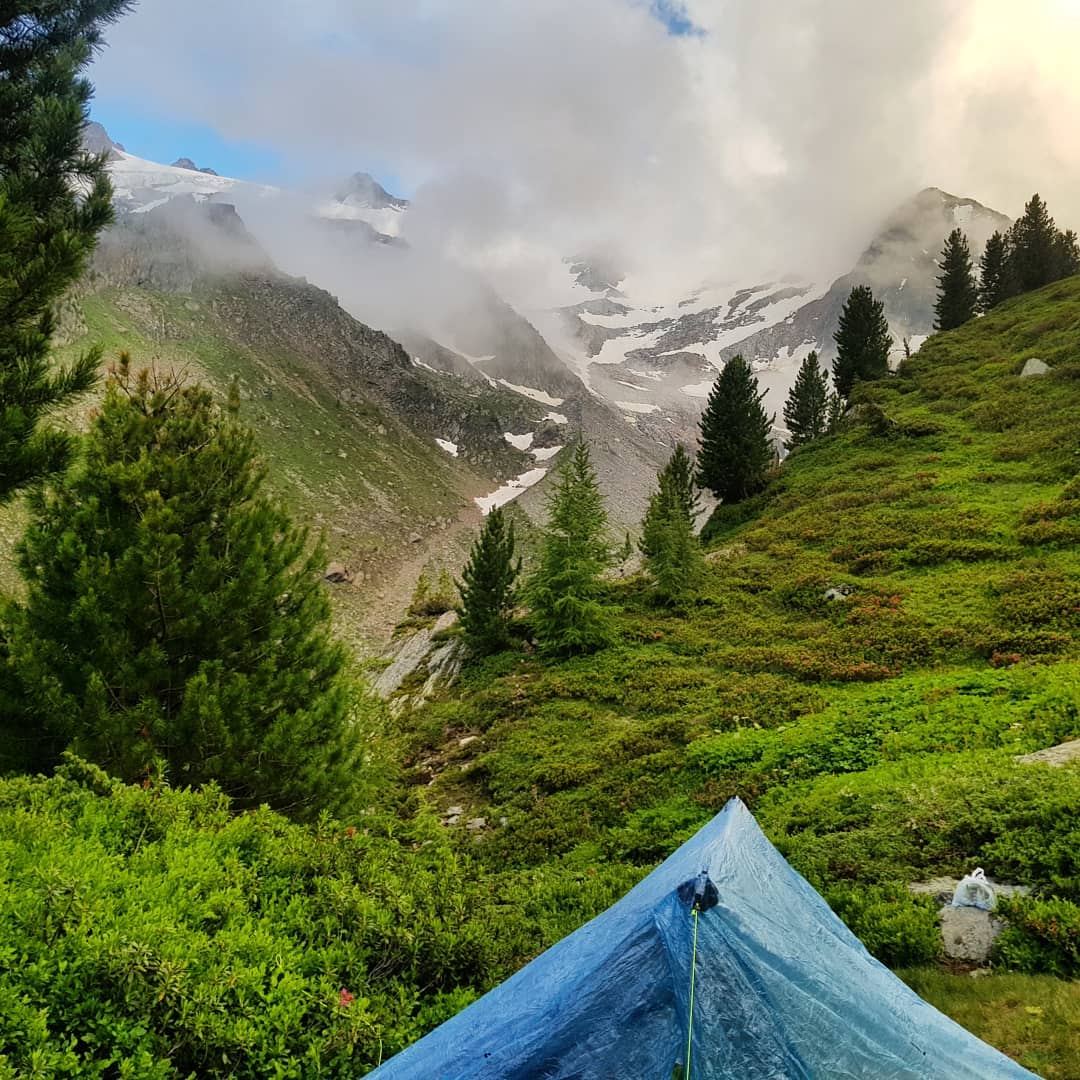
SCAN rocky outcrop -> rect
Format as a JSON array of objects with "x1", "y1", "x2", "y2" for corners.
[
  {"x1": 1015, "y1": 738, "x2": 1080, "y2": 766},
  {"x1": 171, "y1": 157, "x2": 220, "y2": 176},
  {"x1": 1020, "y1": 358, "x2": 1050, "y2": 378},
  {"x1": 908, "y1": 876, "x2": 1031, "y2": 963},
  {"x1": 372, "y1": 611, "x2": 465, "y2": 713},
  {"x1": 81, "y1": 121, "x2": 125, "y2": 159}
]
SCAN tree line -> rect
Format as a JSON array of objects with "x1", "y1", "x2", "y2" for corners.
[{"x1": 935, "y1": 193, "x2": 1079, "y2": 332}]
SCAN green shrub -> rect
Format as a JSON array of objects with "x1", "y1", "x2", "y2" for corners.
[
  {"x1": 409, "y1": 564, "x2": 459, "y2": 616},
  {"x1": 824, "y1": 883, "x2": 941, "y2": 967},
  {"x1": 701, "y1": 493, "x2": 768, "y2": 544},
  {"x1": 0, "y1": 762, "x2": 600, "y2": 1078},
  {"x1": 994, "y1": 896, "x2": 1080, "y2": 977}
]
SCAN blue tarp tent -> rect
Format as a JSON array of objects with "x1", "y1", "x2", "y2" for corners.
[{"x1": 367, "y1": 798, "x2": 1036, "y2": 1079}]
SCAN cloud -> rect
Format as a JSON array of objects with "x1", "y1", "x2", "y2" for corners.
[{"x1": 90, "y1": 0, "x2": 1080, "y2": 306}]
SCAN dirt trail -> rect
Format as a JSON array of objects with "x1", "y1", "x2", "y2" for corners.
[{"x1": 350, "y1": 504, "x2": 484, "y2": 653}]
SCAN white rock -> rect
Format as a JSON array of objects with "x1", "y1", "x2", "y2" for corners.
[
  {"x1": 1015, "y1": 738, "x2": 1080, "y2": 766},
  {"x1": 940, "y1": 905, "x2": 1006, "y2": 963},
  {"x1": 1021, "y1": 358, "x2": 1050, "y2": 377}
]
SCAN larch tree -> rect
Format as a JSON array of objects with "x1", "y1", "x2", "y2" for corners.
[
  {"x1": 3, "y1": 360, "x2": 363, "y2": 817},
  {"x1": 458, "y1": 507, "x2": 520, "y2": 655},
  {"x1": 665, "y1": 442, "x2": 701, "y2": 523},
  {"x1": 527, "y1": 440, "x2": 617, "y2": 655},
  {"x1": 933, "y1": 229, "x2": 978, "y2": 331},
  {"x1": 782, "y1": 351, "x2": 829, "y2": 448},
  {"x1": 832, "y1": 285, "x2": 892, "y2": 399},
  {"x1": 696, "y1": 355, "x2": 774, "y2": 503},
  {"x1": 0, "y1": 0, "x2": 133, "y2": 501}
]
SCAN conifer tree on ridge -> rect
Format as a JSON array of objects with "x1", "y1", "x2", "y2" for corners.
[
  {"x1": 832, "y1": 285, "x2": 892, "y2": 399},
  {"x1": 528, "y1": 441, "x2": 616, "y2": 655},
  {"x1": 782, "y1": 351, "x2": 829, "y2": 448},
  {"x1": 0, "y1": 0, "x2": 133, "y2": 501},
  {"x1": 3, "y1": 361, "x2": 361, "y2": 817},
  {"x1": 934, "y1": 229, "x2": 978, "y2": 331},
  {"x1": 458, "y1": 507, "x2": 520, "y2": 655},
  {"x1": 978, "y1": 230, "x2": 1012, "y2": 312},
  {"x1": 640, "y1": 448, "x2": 705, "y2": 607},
  {"x1": 696, "y1": 355, "x2": 774, "y2": 504}
]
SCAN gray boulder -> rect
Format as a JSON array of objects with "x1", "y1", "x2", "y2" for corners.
[{"x1": 1020, "y1": 357, "x2": 1050, "y2": 377}]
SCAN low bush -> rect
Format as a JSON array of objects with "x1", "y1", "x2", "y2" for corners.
[
  {"x1": 995, "y1": 897, "x2": 1080, "y2": 978},
  {"x1": 823, "y1": 883, "x2": 941, "y2": 967}
]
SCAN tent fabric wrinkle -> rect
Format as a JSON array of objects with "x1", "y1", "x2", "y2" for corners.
[{"x1": 366, "y1": 798, "x2": 1037, "y2": 1079}]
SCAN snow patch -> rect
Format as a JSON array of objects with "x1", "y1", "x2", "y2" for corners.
[
  {"x1": 616, "y1": 400, "x2": 661, "y2": 414},
  {"x1": 317, "y1": 200, "x2": 404, "y2": 237},
  {"x1": 435, "y1": 438, "x2": 458, "y2": 457},
  {"x1": 412, "y1": 356, "x2": 444, "y2": 375},
  {"x1": 504, "y1": 431, "x2": 534, "y2": 451},
  {"x1": 680, "y1": 380, "x2": 714, "y2": 399},
  {"x1": 531, "y1": 445, "x2": 563, "y2": 462},
  {"x1": 475, "y1": 468, "x2": 548, "y2": 514},
  {"x1": 544, "y1": 411, "x2": 569, "y2": 425},
  {"x1": 498, "y1": 380, "x2": 565, "y2": 406}
]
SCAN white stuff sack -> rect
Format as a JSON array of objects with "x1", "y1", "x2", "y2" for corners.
[{"x1": 951, "y1": 868, "x2": 996, "y2": 911}]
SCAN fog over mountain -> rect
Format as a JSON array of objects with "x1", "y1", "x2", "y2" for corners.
[{"x1": 90, "y1": 0, "x2": 1080, "y2": 309}]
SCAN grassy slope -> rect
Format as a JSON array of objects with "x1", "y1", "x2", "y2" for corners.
[
  {"x1": 7, "y1": 285, "x2": 506, "y2": 650},
  {"x1": 407, "y1": 277, "x2": 1080, "y2": 1074}
]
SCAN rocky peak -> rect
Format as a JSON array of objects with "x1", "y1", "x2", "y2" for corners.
[
  {"x1": 334, "y1": 171, "x2": 408, "y2": 210},
  {"x1": 171, "y1": 157, "x2": 220, "y2": 176},
  {"x1": 82, "y1": 121, "x2": 125, "y2": 159}
]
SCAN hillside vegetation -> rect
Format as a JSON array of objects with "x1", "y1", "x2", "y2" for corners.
[
  {"x1": 3, "y1": 278, "x2": 1080, "y2": 1077},
  {"x1": 1, "y1": 280, "x2": 537, "y2": 648},
  {"x1": 403, "y1": 277, "x2": 1080, "y2": 1071}
]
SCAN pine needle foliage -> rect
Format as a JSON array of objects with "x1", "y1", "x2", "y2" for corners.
[
  {"x1": 665, "y1": 442, "x2": 701, "y2": 523},
  {"x1": 640, "y1": 448, "x2": 705, "y2": 607},
  {"x1": 782, "y1": 351, "x2": 829, "y2": 448},
  {"x1": 3, "y1": 361, "x2": 363, "y2": 818},
  {"x1": 934, "y1": 229, "x2": 978, "y2": 331},
  {"x1": 527, "y1": 441, "x2": 617, "y2": 655},
  {"x1": 697, "y1": 355, "x2": 774, "y2": 503},
  {"x1": 1008, "y1": 193, "x2": 1061, "y2": 295},
  {"x1": 832, "y1": 285, "x2": 892, "y2": 399},
  {"x1": 979, "y1": 231, "x2": 1012, "y2": 312},
  {"x1": 0, "y1": 0, "x2": 134, "y2": 501},
  {"x1": 458, "y1": 507, "x2": 520, "y2": 655}
]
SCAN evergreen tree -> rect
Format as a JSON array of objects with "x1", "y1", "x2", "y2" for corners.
[
  {"x1": 978, "y1": 230, "x2": 1012, "y2": 311},
  {"x1": 1053, "y1": 228, "x2": 1080, "y2": 280},
  {"x1": 458, "y1": 507, "x2": 520, "y2": 655},
  {"x1": 3, "y1": 361, "x2": 361, "y2": 817},
  {"x1": 1007, "y1": 193, "x2": 1059, "y2": 294},
  {"x1": 0, "y1": 0, "x2": 133, "y2": 501},
  {"x1": 782, "y1": 351, "x2": 829, "y2": 448},
  {"x1": 528, "y1": 441, "x2": 616, "y2": 655},
  {"x1": 832, "y1": 285, "x2": 892, "y2": 398},
  {"x1": 665, "y1": 442, "x2": 701, "y2": 523},
  {"x1": 696, "y1": 355, "x2": 774, "y2": 503},
  {"x1": 825, "y1": 391, "x2": 845, "y2": 435},
  {"x1": 933, "y1": 229, "x2": 978, "y2": 331},
  {"x1": 640, "y1": 452, "x2": 704, "y2": 606}
]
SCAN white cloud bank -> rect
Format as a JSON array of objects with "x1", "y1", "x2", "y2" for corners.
[{"x1": 90, "y1": 0, "x2": 1080, "y2": 305}]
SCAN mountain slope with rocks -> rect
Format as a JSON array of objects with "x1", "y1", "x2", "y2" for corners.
[{"x1": 549, "y1": 188, "x2": 1011, "y2": 429}]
